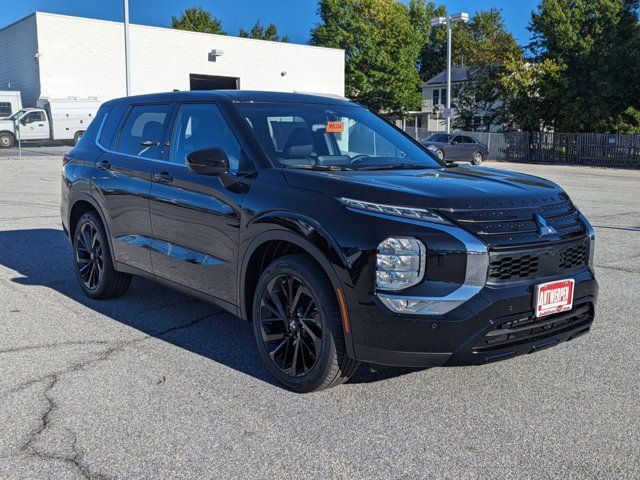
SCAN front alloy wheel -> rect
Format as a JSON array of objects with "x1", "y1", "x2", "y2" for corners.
[
  {"x1": 252, "y1": 254, "x2": 359, "y2": 392},
  {"x1": 258, "y1": 274, "x2": 322, "y2": 377}
]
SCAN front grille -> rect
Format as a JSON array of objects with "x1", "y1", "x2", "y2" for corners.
[
  {"x1": 441, "y1": 200, "x2": 586, "y2": 248},
  {"x1": 487, "y1": 237, "x2": 589, "y2": 284},
  {"x1": 559, "y1": 241, "x2": 588, "y2": 270},
  {"x1": 473, "y1": 303, "x2": 593, "y2": 351}
]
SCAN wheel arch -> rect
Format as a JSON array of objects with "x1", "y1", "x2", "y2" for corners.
[
  {"x1": 68, "y1": 193, "x2": 116, "y2": 269},
  {"x1": 239, "y1": 218, "x2": 355, "y2": 358}
]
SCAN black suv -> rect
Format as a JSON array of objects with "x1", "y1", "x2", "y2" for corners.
[{"x1": 61, "y1": 91, "x2": 598, "y2": 392}]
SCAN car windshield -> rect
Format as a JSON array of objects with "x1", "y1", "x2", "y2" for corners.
[
  {"x1": 6, "y1": 109, "x2": 28, "y2": 120},
  {"x1": 426, "y1": 134, "x2": 451, "y2": 143},
  {"x1": 235, "y1": 102, "x2": 442, "y2": 170}
]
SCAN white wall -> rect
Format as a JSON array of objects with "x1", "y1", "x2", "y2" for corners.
[
  {"x1": 0, "y1": 15, "x2": 41, "y2": 107},
  {"x1": 34, "y1": 12, "x2": 345, "y2": 103}
]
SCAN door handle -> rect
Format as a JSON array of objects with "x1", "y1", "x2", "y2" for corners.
[
  {"x1": 97, "y1": 159, "x2": 111, "y2": 170},
  {"x1": 153, "y1": 171, "x2": 173, "y2": 184}
]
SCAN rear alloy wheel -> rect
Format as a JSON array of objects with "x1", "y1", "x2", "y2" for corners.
[
  {"x1": 73, "y1": 211, "x2": 131, "y2": 299},
  {"x1": 253, "y1": 254, "x2": 359, "y2": 392},
  {"x1": 0, "y1": 132, "x2": 15, "y2": 149},
  {"x1": 472, "y1": 151, "x2": 483, "y2": 165}
]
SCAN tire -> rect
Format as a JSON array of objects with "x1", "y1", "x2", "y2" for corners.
[
  {"x1": 72, "y1": 131, "x2": 84, "y2": 146},
  {"x1": 436, "y1": 149, "x2": 445, "y2": 161},
  {"x1": 73, "y1": 211, "x2": 131, "y2": 299},
  {"x1": 252, "y1": 254, "x2": 359, "y2": 392},
  {"x1": 0, "y1": 132, "x2": 15, "y2": 149},
  {"x1": 471, "y1": 151, "x2": 483, "y2": 165}
]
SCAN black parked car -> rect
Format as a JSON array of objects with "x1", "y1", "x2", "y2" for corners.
[
  {"x1": 61, "y1": 91, "x2": 598, "y2": 392},
  {"x1": 422, "y1": 133, "x2": 489, "y2": 165}
]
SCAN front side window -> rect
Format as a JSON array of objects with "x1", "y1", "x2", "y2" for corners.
[
  {"x1": 169, "y1": 103, "x2": 247, "y2": 175},
  {"x1": 118, "y1": 104, "x2": 171, "y2": 159},
  {"x1": 237, "y1": 102, "x2": 441, "y2": 170},
  {"x1": 25, "y1": 111, "x2": 45, "y2": 123},
  {"x1": 0, "y1": 102, "x2": 11, "y2": 117}
]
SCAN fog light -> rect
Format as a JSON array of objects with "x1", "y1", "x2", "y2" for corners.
[{"x1": 376, "y1": 237, "x2": 425, "y2": 290}]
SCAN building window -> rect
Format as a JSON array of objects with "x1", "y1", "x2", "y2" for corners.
[
  {"x1": 0, "y1": 102, "x2": 11, "y2": 117},
  {"x1": 432, "y1": 89, "x2": 439, "y2": 106},
  {"x1": 473, "y1": 116, "x2": 482, "y2": 128},
  {"x1": 440, "y1": 88, "x2": 447, "y2": 105}
]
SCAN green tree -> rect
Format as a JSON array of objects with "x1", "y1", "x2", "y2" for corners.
[
  {"x1": 529, "y1": 0, "x2": 640, "y2": 132},
  {"x1": 408, "y1": 0, "x2": 447, "y2": 80},
  {"x1": 311, "y1": 0, "x2": 423, "y2": 114},
  {"x1": 239, "y1": 21, "x2": 289, "y2": 42},
  {"x1": 498, "y1": 56, "x2": 566, "y2": 131},
  {"x1": 171, "y1": 6, "x2": 226, "y2": 35}
]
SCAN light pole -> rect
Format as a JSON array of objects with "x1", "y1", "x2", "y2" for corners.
[
  {"x1": 123, "y1": 0, "x2": 131, "y2": 96},
  {"x1": 430, "y1": 12, "x2": 469, "y2": 134}
]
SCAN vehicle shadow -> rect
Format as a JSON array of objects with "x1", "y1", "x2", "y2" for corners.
[{"x1": 0, "y1": 228, "x2": 427, "y2": 388}]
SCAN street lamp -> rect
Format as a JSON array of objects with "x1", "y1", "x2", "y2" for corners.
[
  {"x1": 123, "y1": 0, "x2": 131, "y2": 96},
  {"x1": 430, "y1": 12, "x2": 469, "y2": 134}
]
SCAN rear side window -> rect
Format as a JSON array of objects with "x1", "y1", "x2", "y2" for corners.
[
  {"x1": 99, "y1": 105, "x2": 128, "y2": 149},
  {"x1": 75, "y1": 111, "x2": 106, "y2": 148},
  {"x1": 118, "y1": 104, "x2": 172, "y2": 159},
  {"x1": 0, "y1": 102, "x2": 11, "y2": 117}
]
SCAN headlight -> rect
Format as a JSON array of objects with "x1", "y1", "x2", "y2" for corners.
[
  {"x1": 376, "y1": 237, "x2": 425, "y2": 290},
  {"x1": 426, "y1": 144, "x2": 437, "y2": 151},
  {"x1": 337, "y1": 197, "x2": 450, "y2": 224}
]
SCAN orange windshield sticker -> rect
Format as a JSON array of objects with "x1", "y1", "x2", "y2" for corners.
[{"x1": 326, "y1": 121, "x2": 344, "y2": 133}]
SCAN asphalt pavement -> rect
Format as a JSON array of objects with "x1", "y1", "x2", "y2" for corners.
[{"x1": 0, "y1": 154, "x2": 639, "y2": 479}]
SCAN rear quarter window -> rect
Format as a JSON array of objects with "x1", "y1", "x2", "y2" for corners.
[{"x1": 75, "y1": 111, "x2": 107, "y2": 148}]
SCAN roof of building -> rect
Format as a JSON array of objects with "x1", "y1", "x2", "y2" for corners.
[
  {"x1": 102, "y1": 90, "x2": 354, "y2": 107},
  {"x1": 423, "y1": 67, "x2": 473, "y2": 86}
]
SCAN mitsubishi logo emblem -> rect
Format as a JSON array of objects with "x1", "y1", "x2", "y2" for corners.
[{"x1": 535, "y1": 213, "x2": 557, "y2": 236}]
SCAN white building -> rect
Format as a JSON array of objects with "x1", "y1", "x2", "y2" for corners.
[
  {"x1": 417, "y1": 67, "x2": 501, "y2": 133},
  {"x1": 0, "y1": 12, "x2": 345, "y2": 108}
]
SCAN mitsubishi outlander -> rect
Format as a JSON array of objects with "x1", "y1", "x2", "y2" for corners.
[{"x1": 61, "y1": 91, "x2": 598, "y2": 392}]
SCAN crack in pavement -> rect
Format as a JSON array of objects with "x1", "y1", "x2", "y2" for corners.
[
  {"x1": 7, "y1": 311, "x2": 223, "y2": 479},
  {"x1": 0, "y1": 340, "x2": 112, "y2": 356}
]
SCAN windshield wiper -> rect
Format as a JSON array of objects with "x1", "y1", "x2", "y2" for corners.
[
  {"x1": 353, "y1": 163, "x2": 434, "y2": 171},
  {"x1": 286, "y1": 164, "x2": 351, "y2": 171}
]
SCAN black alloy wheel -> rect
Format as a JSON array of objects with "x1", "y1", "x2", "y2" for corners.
[
  {"x1": 72, "y1": 211, "x2": 131, "y2": 299},
  {"x1": 252, "y1": 254, "x2": 359, "y2": 392},
  {"x1": 258, "y1": 274, "x2": 322, "y2": 377},
  {"x1": 76, "y1": 220, "x2": 103, "y2": 290}
]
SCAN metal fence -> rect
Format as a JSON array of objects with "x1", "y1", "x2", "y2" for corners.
[{"x1": 403, "y1": 128, "x2": 640, "y2": 168}]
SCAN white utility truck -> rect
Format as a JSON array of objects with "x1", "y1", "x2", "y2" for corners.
[
  {"x1": 0, "y1": 97, "x2": 100, "y2": 148},
  {"x1": 0, "y1": 91, "x2": 22, "y2": 119}
]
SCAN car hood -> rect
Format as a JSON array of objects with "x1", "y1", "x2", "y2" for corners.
[
  {"x1": 0, "y1": 119, "x2": 14, "y2": 129},
  {"x1": 283, "y1": 165, "x2": 569, "y2": 211}
]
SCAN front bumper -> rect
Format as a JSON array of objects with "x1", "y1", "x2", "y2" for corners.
[{"x1": 350, "y1": 267, "x2": 598, "y2": 367}]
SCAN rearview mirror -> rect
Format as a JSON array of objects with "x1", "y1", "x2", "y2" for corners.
[{"x1": 186, "y1": 148, "x2": 229, "y2": 176}]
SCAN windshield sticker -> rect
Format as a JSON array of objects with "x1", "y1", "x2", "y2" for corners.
[{"x1": 326, "y1": 121, "x2": 344, "y2": 133}]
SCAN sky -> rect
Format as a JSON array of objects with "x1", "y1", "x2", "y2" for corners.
[{"x1": 0, "y1": 0, "x2": 540, "y2": 46}]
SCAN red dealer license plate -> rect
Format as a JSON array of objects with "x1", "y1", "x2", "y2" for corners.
[{"x1": 535, "y1": 279, "x2": 575, "y2": 318}]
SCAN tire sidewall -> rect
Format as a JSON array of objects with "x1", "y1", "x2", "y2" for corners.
[
  {"x1": 252, "y1": 257, "x2": 338, "y2": 392},
  {"x1": 472, "y1": 152, "x2": 483, "y2": 165},
  {"x1": 437, "y1": 149, "x2": 445, "y2": 161}
]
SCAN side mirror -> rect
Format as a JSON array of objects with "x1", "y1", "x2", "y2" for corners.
[
  {"x1": 20, "y1": 118, "x2": 27, "y2": 126},
  {"x1": 451, "y1": 139, "x2": 458, "y2": 145},
  {"x1": 186, "y1": 147, "x2": 229, "y2": 176}
]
